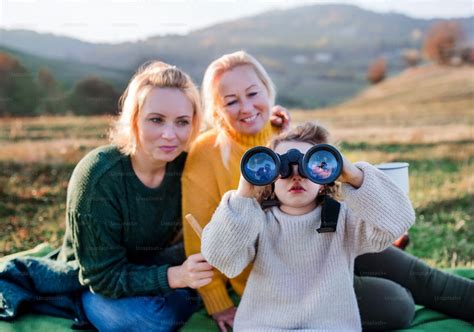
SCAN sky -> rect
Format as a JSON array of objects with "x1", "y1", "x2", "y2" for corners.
[{"x1": 1, "y1": 0, "x2": 473, "y2": 43}]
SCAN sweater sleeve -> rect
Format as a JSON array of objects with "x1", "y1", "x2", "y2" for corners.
[
  {"x1": 182, "y1": 143, "x2": 235, "y2": 314},
  {"x1": 202, "y1": 191, "x2": 264, "y2": 279},
  {"x1": 341, "y1": 162, "x2": 416, "y2": 257},
  {"x1": 69, "y1": 182, "x2": 172, "y2": 298}
]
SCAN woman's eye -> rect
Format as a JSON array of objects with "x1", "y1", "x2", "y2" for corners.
[
  {"x1": 226, "y1": 100, "x2": 237, "y2": 106},
  {"x1": 248, "y1": 92, "x2": 258, "y2": 97},
  {"x1": 177, "y1": 120, "x2": 190, "y2": 126},
  {"x1": 150, "y1": 117, "x2": 164, "y2": 123}
]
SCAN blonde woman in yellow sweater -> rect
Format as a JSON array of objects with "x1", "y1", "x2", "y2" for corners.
[{"x1": 182, "y1": 51, "x2": 289, "y2": 330}]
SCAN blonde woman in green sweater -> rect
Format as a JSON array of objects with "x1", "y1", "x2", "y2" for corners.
[{"x1": 58, "y1": 62, "x2": 215, "y2": 331}]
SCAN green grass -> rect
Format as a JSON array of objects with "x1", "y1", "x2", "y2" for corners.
[
  {"x1": 1, "y1": 120, "x2": 472, "y2": 267},
  {"x1": 0, "y1": 161, "x2": 74, "y2": 254},
  {"x1": 338, "y1": 141, "x2": 473, "y2": 267},
  {"x1": 409, "y1": 194, "x2": 473, "y2": 266}
]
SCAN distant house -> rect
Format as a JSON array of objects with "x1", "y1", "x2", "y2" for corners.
[
  {"x1": 291, "y1": 53, "x2": 333, "y2": 65},
  {"x1": 314, "y1": 52, "x2": 333, "y2": 63},
  {"x1": 291, "y1": 55, "x2": 308, "y2": 64}
]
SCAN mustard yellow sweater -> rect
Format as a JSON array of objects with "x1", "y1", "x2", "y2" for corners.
[{"x1": 182, "y1": 122, "x2": 280, "y2": 314}]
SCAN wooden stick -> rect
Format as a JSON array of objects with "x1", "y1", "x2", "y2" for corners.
[{"x1": 185, "y1": 213, "x2": 203, "y2": 240}]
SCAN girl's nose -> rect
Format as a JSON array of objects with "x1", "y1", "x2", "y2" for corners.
[{"x1": 291, "y1": 165, "x2": 302, "y2": 179}]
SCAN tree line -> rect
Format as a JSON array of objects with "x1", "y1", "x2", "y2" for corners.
[
  {"x1": 0, "y1": 53, "x2": 120, "y2": 117},
  {"x1": 367, "y1": 21, "x2": 473, "y2": 85}
]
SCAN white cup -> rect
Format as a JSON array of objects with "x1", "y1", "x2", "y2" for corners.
[{"x1": 375, "y1": 162, "x2": 410, "y2": 194}]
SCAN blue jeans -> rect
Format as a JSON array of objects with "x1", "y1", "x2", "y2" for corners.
[{"x1": 81, "y1": 288, "x2": 200, "y2": 332}]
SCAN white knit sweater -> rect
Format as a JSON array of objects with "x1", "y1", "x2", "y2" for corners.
[{"x1": 201, "y1": 162, "x2": 416, "y2": 331}]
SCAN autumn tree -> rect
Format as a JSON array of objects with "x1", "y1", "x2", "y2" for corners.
[
  {"x1": 460, "y1": 47, "x2": 474, "y2": 64},
  {"x1": 37, "y1": 67, "x2": 67, "y2": 115},
  {"x1": 0, "y1": 52, "x2": 39, "y2": 117},
  {"x1": 68, "y1": 77, "x2": 120, "y2": 115},
  {"x1": 38, "y1": 67, "x2": 57, "y2": 93},
  {"x1": 423, "y1": 21, "x2": 464, "y2": 65},
  {"x1": 367, "y1": 58, "x2": 386, "y2": 84}
]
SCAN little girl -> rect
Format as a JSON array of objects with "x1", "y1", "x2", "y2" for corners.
[{"x1": 201, "y1": 122, "x2": 416, "y2": 331}]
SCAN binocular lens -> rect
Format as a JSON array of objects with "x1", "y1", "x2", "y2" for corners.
[
  {"x1": 305, "y1": 150, "x2": 340, "y2": 183},
  {"x1": 241, "y1": 144, "x2": 343, "y2": 186},
  {"x1": 242, "y1": 151, "x2": 279, "y2": 185}
]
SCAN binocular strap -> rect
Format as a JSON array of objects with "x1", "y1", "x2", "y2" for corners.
[{"x1": 317, "y1": 195, "x2": 340, "y2": 233}]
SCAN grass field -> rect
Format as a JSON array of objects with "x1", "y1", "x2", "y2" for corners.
[{"x1": 1, "y1": 65, "x2": 473, "y2": 267}]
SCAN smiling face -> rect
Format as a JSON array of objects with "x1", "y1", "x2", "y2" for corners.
[
  {"x1": 216, "y1": 64, "x2": 270, "y2": 135},
  {"x1": 273, "y1": 141, "x2": 322, "y2": 215},
  {"x1": 136, "y1": 87, "x2": 194, "y2": 163}
]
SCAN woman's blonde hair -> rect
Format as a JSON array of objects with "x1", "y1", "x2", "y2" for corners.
[
  {"x1": 259, "y1": 122, "x2": 341, "y2": 205},
  {"x1": 201, "y1": 51, "x2": 276, "y2": 167},
  {"x1": 109, "y1": 61, "x2": 202, "y2": 155}
]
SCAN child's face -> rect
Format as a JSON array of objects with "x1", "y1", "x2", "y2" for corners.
[{"x1": 273, "y1": 141, "x2": 321, "y2": 215}]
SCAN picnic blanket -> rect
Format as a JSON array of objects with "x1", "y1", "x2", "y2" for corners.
[
  {"x1": 1, "y1": 243, "x2": 472, "y2": 331},
  {"x1": 181, "y1": 270, "x2": 474, "y2": 332}
]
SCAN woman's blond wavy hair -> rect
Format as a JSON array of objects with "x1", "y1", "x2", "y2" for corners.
[{"x1": 109, "y1": 61, "x2": 202, "y2": 155}]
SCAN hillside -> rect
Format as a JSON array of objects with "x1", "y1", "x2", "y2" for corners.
[
  {"x1": 2, "y1": 5, "x2": 473, "y2": 68},
  {"x1": 0, "y1": 45, "x2": 131, "y2": 90},
  {"x1": 293, "y1": 65, "x2": 473, "y2": 144},
  {"x1": 1, "y1": 4, "x2": 473, "y2": 108},
  {"x1": 343, "y1": 65, "x2": 474, "y2": 108}
]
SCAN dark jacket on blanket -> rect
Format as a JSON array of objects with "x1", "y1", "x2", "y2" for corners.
[
  {"x1": 0, "y1": 240, "x2": 185, "y2": 327},
  {"x1": 0, "y1": 255, "x2": 89, "y2": 328}
]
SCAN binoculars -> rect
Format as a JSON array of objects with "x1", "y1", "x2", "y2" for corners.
[{"x1": 240, "y1": 144, "x2": 343, "y2": 186}]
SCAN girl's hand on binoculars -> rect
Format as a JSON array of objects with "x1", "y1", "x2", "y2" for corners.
[
  {"x1": 270, "y1": 105, "x2": 291, "y2": 132},
  {"x1": 338, "y1": 156, "x2": 364, "y2": 189},
  {"x1": 236, "y1": 174, "x2": 266, "y2": 199}
]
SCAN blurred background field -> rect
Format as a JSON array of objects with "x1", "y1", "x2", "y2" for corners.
[{"x1": 1, "y1": 64, "x2": 473, "y2": 267}]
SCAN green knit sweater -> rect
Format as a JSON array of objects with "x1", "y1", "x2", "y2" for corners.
[{"x1": 57, "y1": 145, "x2": 186, "y2": 298}]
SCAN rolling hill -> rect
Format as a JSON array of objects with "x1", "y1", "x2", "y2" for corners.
[
  {"x1": 1, "y1": 4, "x2": 473, "y2": 108},
  {"x1": 0, "y1": 45, "x2": 131, "y2": 89},
  {"x1": 293, "y1": 65, "x2": 474, "y2": 140}
]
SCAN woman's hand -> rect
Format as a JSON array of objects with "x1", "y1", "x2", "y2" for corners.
[
  {"x1": 212, "y1": 306, "x2": 237, "y2": 332},
  {"x1": 270, "y1": 105, "x2": 291, "y2": 132},
  {"x1": 338, "y1": 156, "x2": 364, "y2": 189},
  {"x1": 235, "y1": 174, "x2": 266, "y2": 199},
  {"x1": 167, "y1": 253, "x2": 214, "y2": 289}
]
